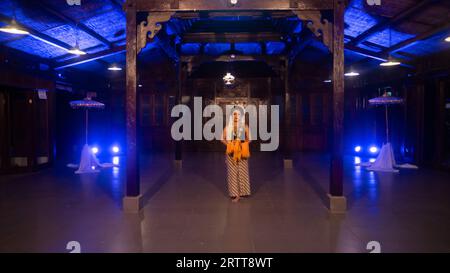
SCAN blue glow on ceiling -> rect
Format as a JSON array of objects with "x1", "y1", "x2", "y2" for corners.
[
  {"x1": 0, "y1": 0, "x2": 63, "y2": 32},
  {"x1": 292, "y1": 21, "x2": 302, "y2": 34},
  {"x1": 0, "y1": 0, "x2": 447, "y2": 69},
  {"x1": 348, "y1": 0, "x2": 367, "y2": 9},
  {"x1": 204, "y1": 43, "x2": 230, "y2": 55},
  {"x1": 6, "y1": 35, "x2": 67, "y2": 58},
  {"x1": 181, "y1": 43, "x2": 201, "y2": 55},
  {"x1": 398, "y1": 31, "x2": 450, "y2": 57},
  {"x1": 357, "y1": 43, "x2": 383, "y2": 52},
  {"x1": 43, "y1": 0, "x2": 116, "y2": 22},
  {"x1": 82, "y1": 10, "x2": 126, "y2": 43},
  {"x1": 344, "y1": 6, "x2": 379, "y2": 38},
  {"x1": 365, "y1": 28, "x2": 415, "y2": 48},
  {"x1": 266, "y1": 42, "x2": 285, "y2": 55},
  {"x1": 235, "y1": 43, "x2": 261, "y2": 55},
  {"x1": 42, "y1": 24, "x2": 102, "y2": 50}
]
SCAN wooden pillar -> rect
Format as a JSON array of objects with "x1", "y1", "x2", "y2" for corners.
[
  {"x1": 283, "y1": 58, "x2": 293, "y2": 168},
  {"x1": 328, "y1": 0, "x2": 346, "y2": 213},
  {"x1": 123, "y1": 0, "x2": 141, "y2": 212},
  {"x1": 174, "y1": 61, "x2": 183, "y2": 168}
]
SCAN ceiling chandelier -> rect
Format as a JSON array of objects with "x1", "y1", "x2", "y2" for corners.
[
  {"x1": 223, "y1": 72, "x2": 235, "y2": 85},
  {"x1": 0, "y1": 4, "x2": 29, "y2": 35},
  {"x1": 67, "y1": 24, "x2": 86, "y2": 56}
]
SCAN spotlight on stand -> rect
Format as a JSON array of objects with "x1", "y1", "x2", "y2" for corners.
[
  {"x1": 369, "y1": 146, "x2": 379, "y2": 154},
  {"x1": 112, "y1": 146, "x2": 120, "y2": 154},
  {"x1": 91, "y1": 146, "x2": 99, "y2": 155}
]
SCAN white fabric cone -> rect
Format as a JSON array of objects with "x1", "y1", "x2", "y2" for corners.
[
  {"x1": 75, "y1": 144, "x2": 101, "y2": 174},
  {"x1": 366, "y1": 143, "x2": 399, "y2": 173},
  {"x1": 68, "y1": 144, "x2": 118, "y2": 174}
]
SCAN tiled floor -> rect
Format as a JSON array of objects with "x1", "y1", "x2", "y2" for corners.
[{"x1": 0, "y1": 152, "x2": 449, "y2": 253}]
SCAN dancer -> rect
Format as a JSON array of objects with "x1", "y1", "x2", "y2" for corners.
[{"x1": 222, "y1": 108, "x2": 251, "y2": 203}]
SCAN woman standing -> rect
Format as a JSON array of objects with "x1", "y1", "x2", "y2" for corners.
[{"x1": 222, "y1": 109, "x2": 251, "y2": 203}]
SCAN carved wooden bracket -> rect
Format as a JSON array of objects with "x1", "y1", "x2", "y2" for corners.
[
  {"x1": 137, "y1": 12, "x2": 175, "y2": 54},
  {"x1": 293, "y1": 10, "x2": 333, "y2": 52}
]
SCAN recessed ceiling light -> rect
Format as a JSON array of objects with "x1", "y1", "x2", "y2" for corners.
[
  {"x1": 323, "y1": 79, "x2": 332, "y2": 83},
  {"x1": 108, "y1": 65, "x2": 122, "y2": 71},
  {"x1": 0, "y1": 25, "x2": 29, "y2": 35},
  {"x1": 380, "y1": 60, "x2": 401, "y2": 67},
  {"x1": 380, "y1": 56, "x2": 401, "y2": 67},
  {"x1": 67, "y1": 47, "x2": 86, "y2": 56},
  {"x1": 345, "y1": 71, "x2": 360, "y2": 77}
]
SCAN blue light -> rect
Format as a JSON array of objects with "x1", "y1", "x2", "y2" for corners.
[
  {"x1": 354, "y1": 146, "x2": 362, "y2": 153},
  {"x1": 369, "y1": 146, "x2": 379, "y2": 154},
  {"x1": 113, "y1": 156, "x2": 120, "y2": 165},
  {"x1": 91, "y1": 146, "x2": 99, "y2": 154},
  {"x1": 112, "y1": 146, "x2": 120, "y2": 154}
]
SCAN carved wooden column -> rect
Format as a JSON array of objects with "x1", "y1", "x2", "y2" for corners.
[
  {"x1": 328, "y1": 0, "x2": 346, "y2": 213},
  {"x1": 123, "y1": 2, "x2": 174, "y2": 212},
  {"x1": 123, "y1": 0, "x2": 141, "y2": 213}
]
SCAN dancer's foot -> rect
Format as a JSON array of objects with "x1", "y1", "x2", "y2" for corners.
[{"x1": 231, "y1": 196, "x2": 240, "y2": 203}]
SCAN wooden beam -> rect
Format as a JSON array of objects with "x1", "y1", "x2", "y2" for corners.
[
  {"x1": 345, "y1": 44, "x2": 387, "y2": 62},
  {"x1": 330, "y1": 0, "x2": 345, "y2": 197},
  {"x1": 125, "y1": 0, "x2": 140, "y2": 197},
  {"x1": 181, "y1": 54, "x2": 282, "y2": 66},
  {"x1": 348, "y1": 0, "x2": 438, "y2": 46},
  {"x1": 132, "y1": 0, "x2": 333, "y2": 12},
  {"x1": 52, "y1": 38, "x2": 126, "y2": 63},
  {"x1": 182, "y1": 32, "x2": 284, "y2": 43},
  {"x1": 345, "y1": 44, "x2": 415, "y2": 68},
  {"x1": 53, "y1": 46, "x2": 126, "y2": 70}
]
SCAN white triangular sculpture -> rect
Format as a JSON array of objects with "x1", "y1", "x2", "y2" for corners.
[{"x1": 363, "y1": 143, "x2": 418, "y2": 173}]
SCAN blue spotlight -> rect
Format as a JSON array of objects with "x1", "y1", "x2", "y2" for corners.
[
  {"x1": 112, "y1": 146, "x2": 120, "y2": 154},
  {"x1": 91, "y1": 146, "x2": 99, "y2": 155},
  {"x1": 354, "y1": 146, "x2": 362, "y2": 153},
  {"x1": 369, "y1": 146, "x2": 379, "y2": 154}
]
